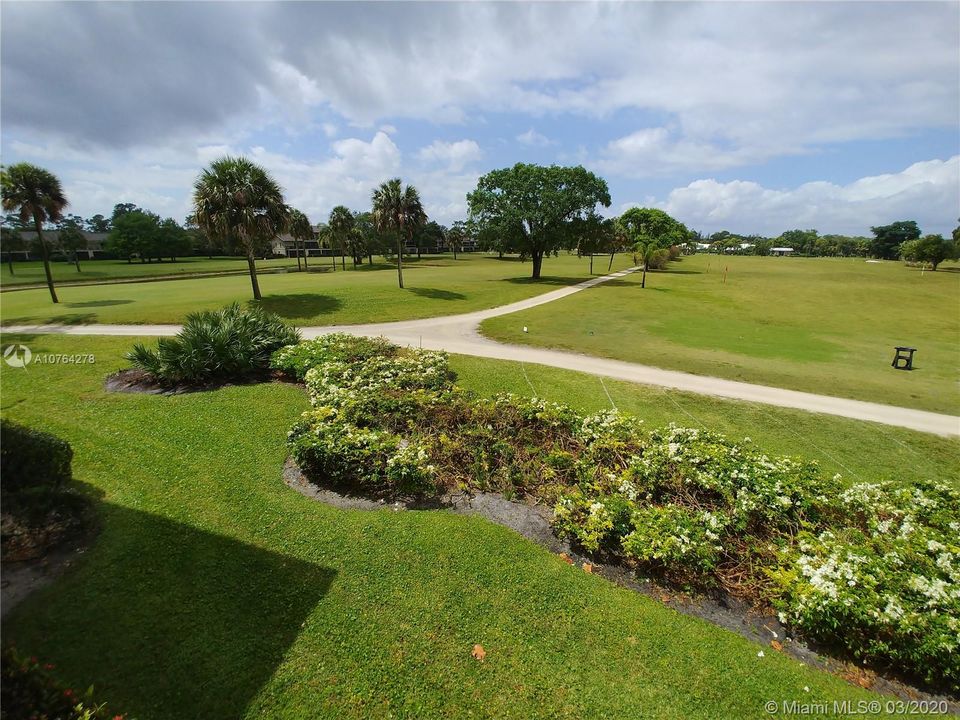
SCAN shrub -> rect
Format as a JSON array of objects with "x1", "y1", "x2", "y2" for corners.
[
  {"x1": 0, "y1": 420, "x2": 73, "y2": 495},
  {"x1": 127, "y1": 303, "x2": 300, "y2": 385},
  {"x1": 278, "y1": 335, "x2": 960, "y2": 689},
  {"x1": 1, "y1": 646, "x2": 128, "y2": 719},
  {"x1": 271, "y1": 334, "x2": 396, "y2": 381}
]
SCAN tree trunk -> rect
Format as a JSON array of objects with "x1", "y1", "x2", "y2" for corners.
[
  {"x1": 498, "y1": 250, "x2": 503, "y2": 259},
  {"x1": 589, "y1": 254, "x2": 594, "y2": 274},
  {"x1": 7, "y1": 257, "x2": 14, "y2": 275},
  {"x1": 641, "y1": 263, "x2": 647, "y2": 289},
  {"x1": 417, "y1": 247, "x2": 421, "y2": 260},
  {"x1": 453, "y1": 246, "x2": 457, "y2": 260},
  {"x1": 341, "y1": 252, "x2": 346, "y2": 270},
  {"x1": 296, "y1": 242, "x2": 302, "y2": 271},
  {"x1": 531, "y1": 250, "x2": 544, "y2": 280},
  {"x1": 368, "y1": 252, "x2": 373, "y2": 265},
  {"x1": 303, "y1": 242, "x2": 309, "y2": 270},
  {"x1": 246, "y1": 250, "x2": 262, "y2": 300},
  {"x1": 75, "y1": 253, "x2": 81, "y2": 272},
  {"x1": 330, "y1": 251, "x2": 336, "y2": 272},
  {"x1": 608, "y1": 252, "x2": 615, "y2": 272},
  {"x1": 397, "y1": 233, "x2": 405, "y2": 289},
  {"x1": 34, "y1": 216, "x2": 58, "y2": 303}
]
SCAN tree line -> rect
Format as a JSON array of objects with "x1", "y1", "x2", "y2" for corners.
[{"x1": 3, "y1": 158, "x2": 957, "y2": 306}]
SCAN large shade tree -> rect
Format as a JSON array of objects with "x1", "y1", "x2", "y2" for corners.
[
  {"x1": 870, "y1": 221, "x2": 920, "y2": 260},
  {"x1": 371, "y1": 178, "x2": 427, "y2": 288},
  {"x1": 1, "y1": 163, "x2": 68, "y2": 302},
  {"x1": 467, "y1": 163, "x2": 611, "y2": 279},
  {"x1": 617, "y1": 207, "x2": 688, "y2": 288},
  {"x1": 287, "y1": 207, "x2": 313, "y2": 271},
  {"x1": 193, "y1": 157, "x2": 287, "y2": 300}
]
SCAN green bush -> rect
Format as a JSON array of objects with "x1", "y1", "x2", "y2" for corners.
[
  {"x1": 0, "y1": 419, "x2": 73, "y2": 495},
  {"x1": 127, "y1": 303, "x2": 300, "y2": 385},
  {"x1": 278, "y1": 335, "x2": 960, "y2": 690},
  {"x1": 271, "y1": 333, "x2": 396, "y2": 381},
  {"x1": 1, "y1": 645, "x2": 129, "y2": 720}
]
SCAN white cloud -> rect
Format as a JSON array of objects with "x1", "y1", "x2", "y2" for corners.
[
  {"x1": 516, "y1": 128, "x2": 553, "y2": 147},
  {"x1": 649, "y1": 156, "x2": 959, "y2": 236},
  {"x1": 416, "y1": 139, "x2": 483, "y2": 172}
]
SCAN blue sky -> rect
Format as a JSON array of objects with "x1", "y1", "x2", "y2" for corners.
[{"x1": 2, "y1": 1, "x2": 958, "y2": 236}]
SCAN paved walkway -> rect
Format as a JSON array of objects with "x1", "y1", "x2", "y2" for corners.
[{"x1": 4, "y1": 266, "x2": 958, "y2": 437}]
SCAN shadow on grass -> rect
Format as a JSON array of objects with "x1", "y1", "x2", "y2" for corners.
[
  {"x1": 406, "y1": 287, "x2": 466, "y2": 301},
  {"x1": 2, "y1": 313, "x2": 98, "y2": 326},
  {"x1": 254, "y1": 294, "x2": 344, "y2": 319},
  {"x1": 3, "y1": 497, "x2": 336, "y2": 720},
  {"x1": 65, "y1": 300, "x2": 134, "y2": 308}
]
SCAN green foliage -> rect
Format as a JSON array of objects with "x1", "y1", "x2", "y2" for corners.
[
  {"x1": 0, "y1": 419, "x2": 73, "y2": 496},
  {"x1": 281, "y1": 335, "x2": 959, "y2": 690},
  {"x1": 467, "y1": 163, "x2": 611, "y2": 278},
  {"x1": 126, "y1": 303, "x2": 300, "y2": 385},
  {"x1": 271, "y1": 333, "x2": 397, "y2": 381},
  {"x1": 778, "y1": 229, "x2": 819, "y2": 256},
  {"x1": 371, "y1": 178, "x2": 427, "y2": 287},
  {"x1": 870, "y1": 220, "x2": 920, "y2": 260},
  {"x1": 106, "y1": 210, "x2": 160, "y2": 260},
  {"x1": 900, "y1": 234, "x2": 958, "y2": 270},
  {"x1": 1, "y1": 646, "x2": 128, "y2": 720}
]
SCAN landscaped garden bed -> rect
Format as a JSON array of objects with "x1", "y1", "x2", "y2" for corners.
[{"x1": 273, "y1": 334, "x2": 960, "y2": 696}]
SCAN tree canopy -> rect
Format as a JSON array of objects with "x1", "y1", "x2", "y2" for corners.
[
  {"x1": 372, "y1": 178, "x2": 427, "y2": 288},
  {"x1": 870, "y1": 220, "x2": 920, "y2": 260},
  {"x1": 467, "y1": 163, "x2": 611, "y2": 279}
]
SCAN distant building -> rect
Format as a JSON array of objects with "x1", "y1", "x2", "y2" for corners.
[
  {"x1": 2, "y1": 229, "x2": 111, "y2": 261},
  {"x1": 770, "y1": 247, "x2": 795, "y2": 256}
]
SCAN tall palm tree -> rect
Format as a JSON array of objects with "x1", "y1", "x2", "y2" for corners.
[
  {"x1": 193, "y1": 157, "x2": 286, "y2": 300},
  {"x1": 288, "y1": 207, "x2": 313, "y2": 272},
  {"x1": 371, "y1": 178, "x2": 426, "y2": 289},
  {"x1": 1, "y1": 163, "x2": 68, "y2": 303},
  {"x1": 328, "y1": 205, "x2": 354, "y2": 271}
]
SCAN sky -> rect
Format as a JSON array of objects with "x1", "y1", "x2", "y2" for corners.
[{"x1": 2, "y1": 1, "x2": 958, "y2": 237}]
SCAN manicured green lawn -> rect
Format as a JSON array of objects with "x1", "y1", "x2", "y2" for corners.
[
  {"x1": 481, "y1": 255, "x2": 960, "y2": 414},
  {"x1": 0, "y1": 334, "x2": 907, "y2": 719},
  {"x1": 1, "y1": 255, "x2": 301, "y2": 286},
  {"x1": 0, "y1": 254, "x2": 634, "y2": 327}
]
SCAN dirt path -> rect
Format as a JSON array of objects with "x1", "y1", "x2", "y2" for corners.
[{"x1": 4, "y1": 266, "x2": 958, "y2": 437}]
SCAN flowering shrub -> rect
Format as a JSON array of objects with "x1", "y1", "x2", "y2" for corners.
[
  {"x1": 1, "y1": 646, "x2": 128, "y2": 719},
  {"x1": 279, "y1": 334, "x2": 960, "y2": 690},
  {"x1": 271, "y1": 334, "x2": 396, "y2": 381},
  {"x1": 770, "y1": 481, "x2": 960, "y2": 690}
]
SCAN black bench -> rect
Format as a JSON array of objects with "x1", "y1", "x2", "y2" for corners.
[{"x1": 892, "y1": 346, "x2": 916, "y2": 371}]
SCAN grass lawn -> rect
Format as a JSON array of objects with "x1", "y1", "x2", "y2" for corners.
[
  {"x1": 0, "y1": 333, "x2": 918, "y2": 720},
  {"x1": 1, "y1": 255, "x2": 302, "y2": 286},
  {"x1": 481, "y1": 255, "x2": 960, "y2": 415},
  {"x1": 0, "y1": 253, "x2": 635, "y2": 327}
]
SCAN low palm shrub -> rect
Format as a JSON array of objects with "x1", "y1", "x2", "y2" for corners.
[{"x1": 127, "y1": 303, "x2": 299, "y2": 385}]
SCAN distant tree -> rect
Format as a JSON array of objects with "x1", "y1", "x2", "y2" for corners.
[
  {"x1": 193, "y1": 156, "x2": 287, "y2": 300},
  {"x1": 1, "y1": 163, "x2": 68, "y2": 303},
  {"x1": 870, "y1": 221, "x2": 920, "y2": 260},
  {"x1": 329, "y1": 205, "x2": 355, "y2": 270},
  {"x1": 107, "y1": 209, "x2": 160, "y2": 262},
  {"x1": 413, "y1": 220, "x2": 446, "y2": 260},
  {"x1": 158, "y1": 218, "x2": 191, "y2": 261},
  {"x1": 353, "y1": 211, "x2": 379, "y2": 265},
  {"x1": 287, "y1": 208, "x2": 313, "y2": 271},
  {"x1": 468, "y1": 163, "x2": 611, "y2": 280},
  {"x1": 778, "y1": 229, "x2": 819, "y2": 256},
  {"x1": 58, "y1": 225, "x2": 88, "y2": 271},
  {"x1": 573, "y1": 214, "x2": 617, "y2": 274},
  {"x1": 900, "y1": 234, "x2": 958, "y2": 270},
  {"x1": 372, "y1": 178, "x2": 427, "y2": 289},
  {"x1": 111, "y1": 203, "x2": 139, "y2": 223},
  {"x1": 446, "y1": 220, "x2": 473, "y2": 260},
  {"x1": 1, "y1": 226, "x2": 25, "y2": 274},
  {"x1": 86, "y1": 213, "x2": 111, "y2": 233},
  {"x1": 617, "y1": 207, "x2": 688, "y2": 288},
  {"x1": 952, "y1": 219, "x2": 960, "y2": 245}
]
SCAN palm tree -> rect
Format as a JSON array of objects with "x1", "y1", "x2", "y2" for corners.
[
  {"x1": 1, "y1": 163, "x2": 68, "y2": 303},
  {"x1": 371, "y1": 178, "x2": 427, "y2": 289},
  {"x1": 193, "y1": 157, "x2": 286, "y2": 300},
  {"x1": 288, "y1": 208, "x2": 313, "y2": 271},
  {"x1": 328, "y1": 205, "x2": 354, "y2": 271}
]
